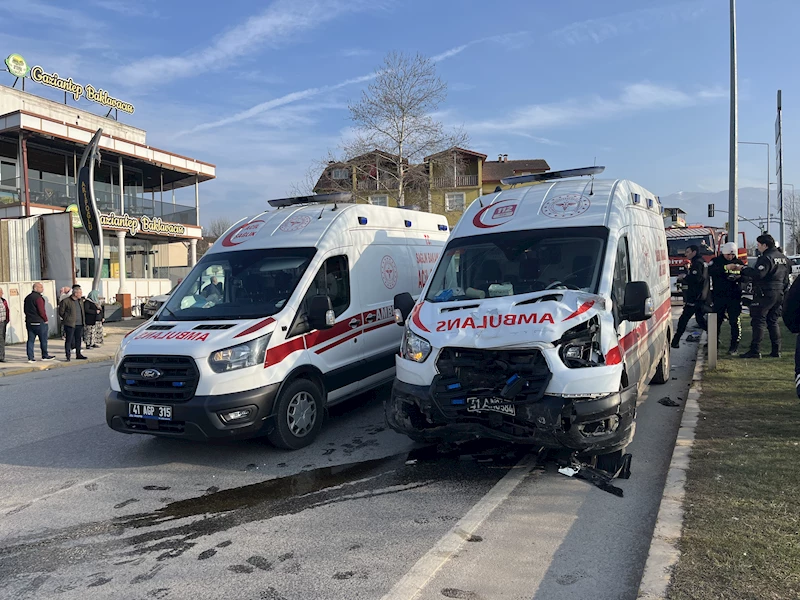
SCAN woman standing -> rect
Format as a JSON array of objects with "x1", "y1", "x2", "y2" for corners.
[{"x1": 84, "y1": 291, "x2": 104, "y2": 349}]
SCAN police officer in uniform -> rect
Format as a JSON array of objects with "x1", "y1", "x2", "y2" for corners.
[
  {"x1": 708, "y1": 242, "x2": 745, "y2": 354},
  {"x1": 729, "y1": 234, "x2": 790, "y2": 358},
  {"x1": 672, "y1": 244, "x2": 709, "y2": 349}
]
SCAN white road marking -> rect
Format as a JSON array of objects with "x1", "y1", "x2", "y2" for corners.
[{"x1": 380, "y1": 453, "x2": 539, "y2": 600}]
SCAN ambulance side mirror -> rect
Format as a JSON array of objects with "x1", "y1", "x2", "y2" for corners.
[
  {"x1": 394, "y1": 292, "x2": 415, "y2": 326},
  {"x1": 308, "y1": 295, "x2": 335, "y2": 330},
  {"x1": 621, "y1": 281, "x2": 653, "y2": 322}
]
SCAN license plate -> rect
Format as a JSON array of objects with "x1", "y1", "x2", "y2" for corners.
[
  {"x1": 129, "y1": 403, "x2": 172, "y2": 421},
  {"x1": 466, "y1": 397, "x2": 516, "y2": 416}
]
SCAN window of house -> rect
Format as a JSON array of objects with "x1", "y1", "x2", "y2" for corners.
[
  {"x1": 612, "y1": 237, "x2": 631, "y2": 326},
  {"x1": 445, "y1": 192, "x2": 466, "y2": 212},
  {"x1": 290, "y1": 255, "x2": 351, "y2": 336},
  {"x1": 369, "y1": 195, "x2": 389, "y2": 206},
  {"x1": 331, "y1": 168, "x2": 350, "y2": 180}
]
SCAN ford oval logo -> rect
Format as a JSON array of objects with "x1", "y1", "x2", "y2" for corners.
[{"x1": 141, "y1": 368, "x2": 162, "y2": 379}]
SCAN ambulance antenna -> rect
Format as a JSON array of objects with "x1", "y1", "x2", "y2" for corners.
[
  {"x1": 589, "y1": 157, "x2": 596, "y2": 196},
  {"x1": 317, "y1": 205, "x2": 325, "y2": 220}
]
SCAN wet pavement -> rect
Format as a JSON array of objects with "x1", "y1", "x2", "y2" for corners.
[{"x1": 0, "y1": 313, "x2": 699, "y2": 599}]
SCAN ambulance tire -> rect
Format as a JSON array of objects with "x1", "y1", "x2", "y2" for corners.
[
  {"x1": 650, "y1": 338, "x2": 670, "y2": 385},
  {"x1": 267, "y1": 378, "x2": 325, "y2": 450}
]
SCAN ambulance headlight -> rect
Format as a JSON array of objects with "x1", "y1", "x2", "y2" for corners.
[
  {"x1": 209, "y1": 333, "x2": 271, "y2": 373},
  {"x1": 401, "y1": 329, "x2": 432, "y2": 363}
]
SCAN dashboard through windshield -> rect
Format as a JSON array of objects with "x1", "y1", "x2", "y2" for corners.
[{"x1": 159, "y1": 248, "x2": 316, "y2": 321}]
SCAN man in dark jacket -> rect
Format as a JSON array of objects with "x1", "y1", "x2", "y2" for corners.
[
  {"x1": 23, "y1": 282, "x2": 55, "y2": 363},
  {"x1": 783, "y1": 275, "x2": 800, "y2": 398},
  {"x1": 709, "y1": 242, "x2": 745, "y2": 354},
  {"x1": 58, "y1": 284, "x2": 88, "y2": 361},
  {"x1": 672, "y1": 245, "x2": 709, "y2": 349},
  {"x1": 0, "y1": 287, "x2": 9, "y2": 362},
  {"x1": 729, "y1": 234, "x2": 790, "y2": 358}
]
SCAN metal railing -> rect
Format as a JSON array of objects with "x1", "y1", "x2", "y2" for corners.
[
  {"x1": 7, "y1": 176, "x2": 198, "y2": 225},
  {"x1": 431, "y1": 174, "x2": 478, "y2": 188}
]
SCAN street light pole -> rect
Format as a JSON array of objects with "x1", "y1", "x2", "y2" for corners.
[
  {"x1": 728, "y1": 0, "x2": 739, "y2": 245},
  {"x1": 739, "y1": 141, "x2": 770, "y2": 233}
]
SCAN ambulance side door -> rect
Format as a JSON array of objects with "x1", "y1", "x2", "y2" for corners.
[{"x1": 287, "y1": 248, "x2": 365, "y2": 402}]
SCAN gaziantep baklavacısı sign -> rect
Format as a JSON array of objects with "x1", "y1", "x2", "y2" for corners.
[{"x1": 4, "y1": 52, "x2": 135, "y2": 114}]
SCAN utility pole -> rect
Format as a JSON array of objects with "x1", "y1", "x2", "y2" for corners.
[{"x1": 728, "y1": 0, "x2": 739, "y2": 245}]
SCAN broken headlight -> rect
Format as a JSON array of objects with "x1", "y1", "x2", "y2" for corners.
[
  {"x1": 401, "y1": 328, "x2": 432, "y2": 363},
  {"x1": 558, "y1": 317, "x2": 601, "y2": 368}
]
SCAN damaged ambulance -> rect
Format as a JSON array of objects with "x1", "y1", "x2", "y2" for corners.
[{"x1": 386, "y1": 167, "x2": 671, "y2": 473}]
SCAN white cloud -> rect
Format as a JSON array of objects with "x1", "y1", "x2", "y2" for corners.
[
  {"x1": 552, "y1": 1, "x2": 712, "y2": 46},
  {"x1": 92, "y1": 0, "x2": 159, "y2": 17},
  {"x1": 0, "y1": 0, "x2": 103, "y2": 30},
  {"x1": 340, "y1": 48, "x2": 372, "y2": 58},
  {"x1": 468, "y1": 82, "x2": 726, "y2": 134},
  {"x1": 116, "y1": 0, "x2": 380, "y2": 87}
]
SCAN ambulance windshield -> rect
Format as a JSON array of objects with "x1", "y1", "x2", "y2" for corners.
[
  {"x1": 159, "y1": 247, "x2": 316, "y2": 321},
  {"x1": 425, "y1": 228, "x2": 607, "y2": 303}
]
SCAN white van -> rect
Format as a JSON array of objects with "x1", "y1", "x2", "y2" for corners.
[
  {"x1": 387, "y1": 168, "x2": 671, "y2": 472},
  {"x1": 106, "y1": 194, "x2": 449, "y2": 449}
]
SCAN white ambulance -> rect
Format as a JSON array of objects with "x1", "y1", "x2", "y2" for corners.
[
  {"x1": 106, "y1": 194, "x2": 449, "y2": 449},
  {"x1": 387, "y1": 168, "x2": 671, "y2": 473}
]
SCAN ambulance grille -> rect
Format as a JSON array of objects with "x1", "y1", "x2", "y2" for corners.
[
  {"x1": 118, "y1": 355, "x2": 199, "y2": 402},
  {"x1": 433, "y1": 347, "x2": 552, "y2": 415},
  {"x1": 193, "y1": 324, "x2": 235, "y2": 330}
]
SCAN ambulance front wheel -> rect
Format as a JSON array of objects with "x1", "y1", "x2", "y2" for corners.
[{"x1": 267, "y1": 378, "x2": 325, "y2": 450}]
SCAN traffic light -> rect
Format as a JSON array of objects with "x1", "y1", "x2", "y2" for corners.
[{"x1": 708, "y1": 203, "x2": 715, "y2": 218}]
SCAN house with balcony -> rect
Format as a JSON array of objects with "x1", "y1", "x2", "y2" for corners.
[{"x1": 313, "y1": 147, "x2": 550, "y2": 226}]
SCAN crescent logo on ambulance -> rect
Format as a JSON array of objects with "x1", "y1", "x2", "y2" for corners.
[
  {"x1": 222, "y1": 220, "x2": 267, "y2": 247},
  {"x1": 472, "y1": 200, "x2": 519, "y2": 229}
]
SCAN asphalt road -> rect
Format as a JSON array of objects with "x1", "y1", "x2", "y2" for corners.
[{"x1": 0, "y1": 314, "x2": 699, "y2": 600}]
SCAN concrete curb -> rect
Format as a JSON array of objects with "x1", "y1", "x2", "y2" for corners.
[
  {"x1": 0, "y1": 354, "x2": 113, "y2": 377},
  {"x1": 637, "y1": 333, "x2": 705, "y2": 600}
]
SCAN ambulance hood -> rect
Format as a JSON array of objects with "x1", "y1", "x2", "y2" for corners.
[
  {"x1": 120, "y1": 318, "x2": 277, "y2": 360},
  {"x1": 409, "y1": 290, "x2": 610, "y2": 350}
]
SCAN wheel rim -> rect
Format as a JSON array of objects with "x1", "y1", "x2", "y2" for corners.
[{"x1": 286, "y1": 391, "x2": 317, "y2": 437}]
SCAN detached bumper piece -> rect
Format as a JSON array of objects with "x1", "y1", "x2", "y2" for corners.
[{"x1": 388, "y1": 349, "x2": 636, "y2": 453}]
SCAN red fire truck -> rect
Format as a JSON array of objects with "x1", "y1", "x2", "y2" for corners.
[{"x1": 666, "y1": 225, "x2": 747, "y2": 296}]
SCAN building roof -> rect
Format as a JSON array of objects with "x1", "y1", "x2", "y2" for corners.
[
  {"x1": 482, "y1": 159, "x2": 550, "y2": 182},
  {"x1": 424, "y1": 147, "x2": 488, "y2": 161}
]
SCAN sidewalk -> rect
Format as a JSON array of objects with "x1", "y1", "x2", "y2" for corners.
[{"x1": 0, "y1": 319, "x2": 146, "y2": 377}]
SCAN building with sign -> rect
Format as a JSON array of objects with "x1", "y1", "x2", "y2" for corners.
[{"x1": 0, "y1": 61, "x2": 215, "y2": 296}]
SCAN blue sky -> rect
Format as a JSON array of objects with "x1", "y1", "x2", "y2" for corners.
[{"x1": 1, "y1": 0, "x2": 798, "y2": 227}]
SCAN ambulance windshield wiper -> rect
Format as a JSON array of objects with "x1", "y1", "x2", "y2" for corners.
[{"x1": 160, "y1": 305, "x2": 180, "y2": 321}]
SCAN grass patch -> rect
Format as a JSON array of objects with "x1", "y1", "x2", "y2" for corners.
[{"x1": 668, "y1": 321, "x2": 800, "y2": 600}]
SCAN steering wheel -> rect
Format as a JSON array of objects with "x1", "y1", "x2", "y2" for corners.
[{"x1": 545, "y1": 281, "x2": 581, "y2": 291}]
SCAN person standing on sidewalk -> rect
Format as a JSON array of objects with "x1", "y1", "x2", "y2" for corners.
[
  {"x1": 0, "y1": 288, "x2": 9, "y2": 362},
  {"x1": 729, "y1": 234, "x2": 790, "y2": 359},
  {"x1": 672, "y1": 245, "x2": 709, "y2": 349},
  {"x1": 83, "y1": 291, "x2": 104, "y2": 349},
  {"x1": 24, "y1": 283, "x2": 55, "y2": 363},
  {"x1": 708, "y1": 242, "x2": 745, "y2": 355},
  {"x1": 58, "y1": 285, "x2": 87, "y2": 361}
]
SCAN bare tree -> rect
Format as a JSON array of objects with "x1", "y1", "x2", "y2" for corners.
[
  {"x1": 344, "y1": 51, "x2": 468, "y2": 206},
  {"x1": 205, "y1": 217, "x2": 233, "y2": 240}
]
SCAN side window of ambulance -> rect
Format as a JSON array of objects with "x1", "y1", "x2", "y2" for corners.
[
  {"x1": 612, "y1": 238, "x2": 630, "y2": 326},
  {"x1": 289, "y1": 256, "x2": 351, "y2": 337}
]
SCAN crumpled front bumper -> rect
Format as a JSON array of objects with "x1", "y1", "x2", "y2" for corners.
[{"x1": 386, "y1": 379, "x2": 636, "y2": 454}]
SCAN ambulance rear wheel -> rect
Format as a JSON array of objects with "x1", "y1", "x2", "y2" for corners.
[
  {"x1": 650, "y1": 338, "x2": 670, "y2": 385},
  {"x1": 268, "y1": 379, "x2": 324, "y2": 450}
]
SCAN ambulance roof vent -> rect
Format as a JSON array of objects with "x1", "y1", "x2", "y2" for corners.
[
  {"x1": 500, "y1": 166, "x2": 605, "y2": 186},
  {"x1": 267, "y1": 192, "x2": 353, "y2": 208}
]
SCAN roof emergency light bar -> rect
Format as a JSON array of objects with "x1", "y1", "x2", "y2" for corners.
[
  {"x1": 500, "y1": 166, "x2": 605, "y2": 186},
  {"x1": 268, "y1": 192, "x2": 353, "y2": 208}
]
